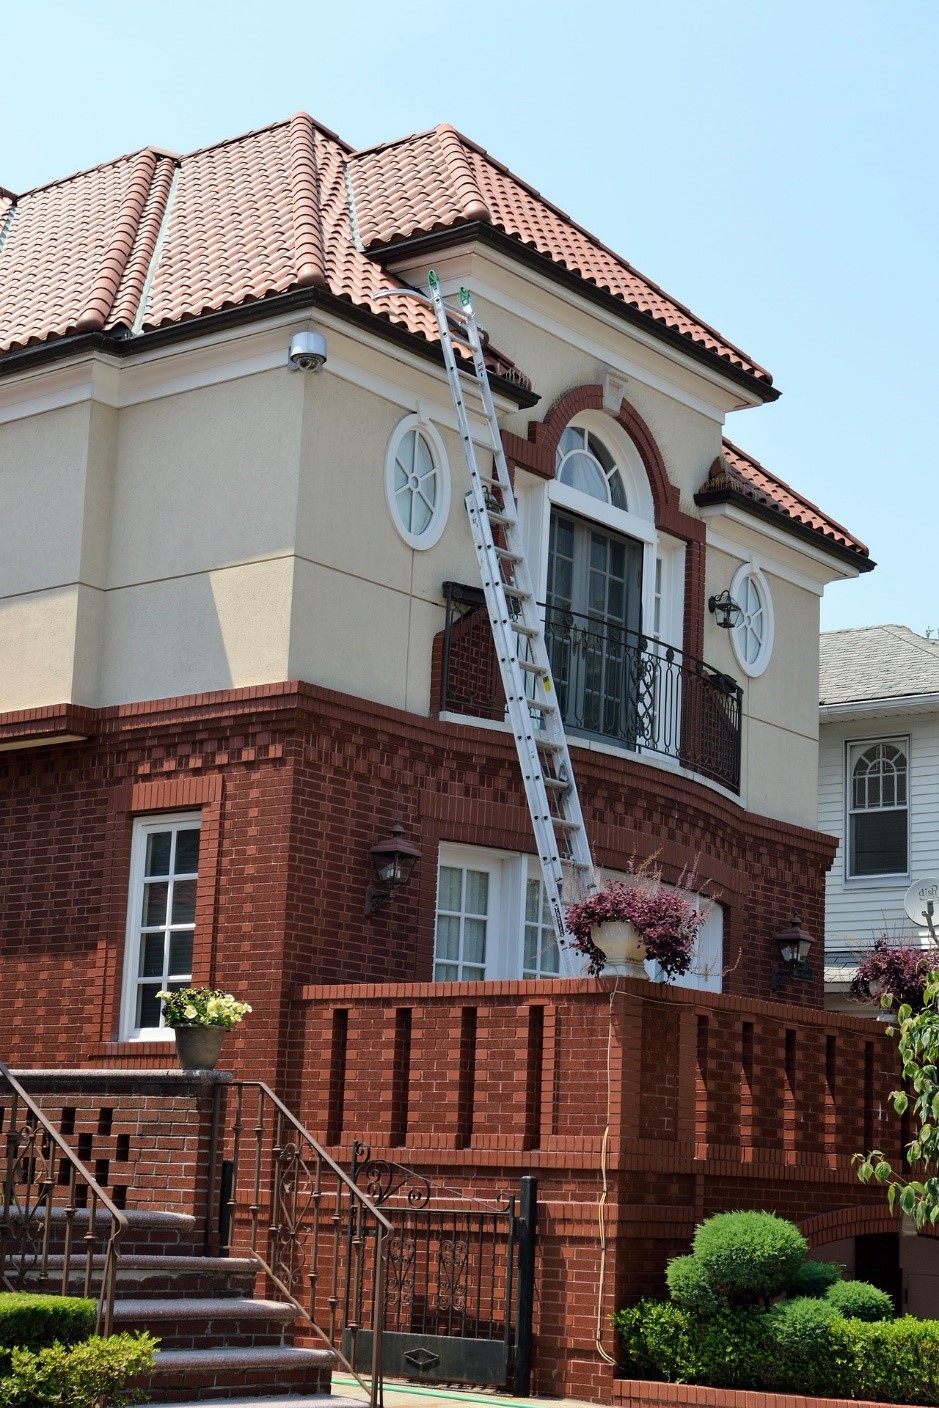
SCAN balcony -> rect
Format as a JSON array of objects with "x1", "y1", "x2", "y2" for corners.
[{"x1": 439, "y1": 583, "x2": 743, "y2": 793}]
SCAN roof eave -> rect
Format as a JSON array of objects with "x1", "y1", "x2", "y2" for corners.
[
  {"x1": 368, "y1": 221, "x2": 780, "y2": 405},
  {"x1": 0, "y1": 285, "x2": 541, "y2": 409},
  {"x1": 694, "y1": 485, "x2": 874, "y2": 573}
]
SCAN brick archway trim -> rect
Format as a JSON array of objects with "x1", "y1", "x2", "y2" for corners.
[
  {"x1": 502, "y1": 383, "x2": 707, "y2": 658},
  {"x1": 800, "y1": 1203, "x2": 901, "y2": 1248}
]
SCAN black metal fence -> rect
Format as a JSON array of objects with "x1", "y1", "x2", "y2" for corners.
[{"x1": 440, "y1": 584, "x2": 742, "y2": 793}]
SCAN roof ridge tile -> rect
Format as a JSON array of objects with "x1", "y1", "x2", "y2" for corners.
[
  {"x1": 287, "y1": 112, "x2": 328, "y2": 289},
  {"x1": 76, "y1": 149, "x2": 160, "y2": 334},
  {"x1": 435, "y1": 124, "x2": 490, "y2": 225}
]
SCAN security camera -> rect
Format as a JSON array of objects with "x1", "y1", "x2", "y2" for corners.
[{"x1": 288, "y1": 332, "x2": 327, "y2": 371}]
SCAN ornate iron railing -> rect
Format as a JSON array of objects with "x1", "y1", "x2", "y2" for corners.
[
  {"x1": 222, "y1": 1082, "x2": 392, "y2": 1408},
  {"x1": 0, "y1": 1060, "x2": 127, "y2": 1334},
  {"x1": 440, "y1": 584, "x2": 742, "y2": 793}
]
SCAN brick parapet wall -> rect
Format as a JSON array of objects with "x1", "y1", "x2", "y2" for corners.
[
  {"x1": 613, "y1": 1383, "x2": 916, "y2": 1408},
  {"x1": 5, "y1": 1070, "x2": 228, "y2": 1232},
  {"x1": 290, "y1": 979, "x2": 903, "y2": 1401}
]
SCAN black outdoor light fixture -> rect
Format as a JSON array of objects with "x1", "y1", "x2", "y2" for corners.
[
  {"x1": 708, "y1": 589, "x2": 743, "y2": 630},
  {"x1": 365, "y1": 820, "x2": 422, "y2": 917},
  {"x1": 771, "y1": 913, "x2": 815, "y2": 990}
]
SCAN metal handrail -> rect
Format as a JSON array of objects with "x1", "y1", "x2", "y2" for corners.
[
  {"x1": 0, "y1": 1060, "x2": 128, "y2": 1334},
  {"x1": 222, "y1": 1080, "x2": 391, "y2": 1408}
]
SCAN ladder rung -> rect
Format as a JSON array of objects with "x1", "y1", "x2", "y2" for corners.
[
  {"x1": 486, "y1": 508, "x2": 516, "y2": 527},
  {"x1": 511, "y1": 620, "x2": 538, "y2": 638},
  {"x1": 553, "y1": 818, "x2": 582, "y2": 832},
  {"x1": 500, "y1": 584, "x2": 532, "y2": 602},
  {"x1": 495, "y1": 546, "x2": 523, "y2": 564},
  {"x1": 535, "y1": 737, "x2": 564, "y2": 752},
  {"x1": 526, "y1": 698, "x2": 557, "y2": 713},
  {"x1": 518, "y1": 659, "x2": 545, "y2": 675},
  {"x1": 544, "y1": 777, "x2": 571, "y2": 792}
]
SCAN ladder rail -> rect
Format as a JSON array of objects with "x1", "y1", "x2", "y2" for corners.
[{"x1": 424, "y1": 272, "x2": 597, "y2": 975}]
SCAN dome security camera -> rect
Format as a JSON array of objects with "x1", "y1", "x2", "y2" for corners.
[{"x1": 288, "y1": 332, "x2": 327, "y2": 371}]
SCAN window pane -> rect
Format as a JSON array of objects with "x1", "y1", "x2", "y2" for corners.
[
  {"x1": 171, "y1": 879, "x2": 198, "y2": 925},
  {"x1": 463, "y1": 917, "x2": 487, "y2": 966},
  {"x1": 145, "y1": 831, "x2": 172, "y2": 877},
  {"x1": 137, "y1": 984, "x2": 164, "y2": 1029},
  {"x1": 140, "y1": 933, "x2": 166, "y2": 978},
  {"x1": 175, "y1": 828, "x2": 200, "y2": 874},
  {"x1": 434, "y1": 962, "x2": 459, "y2": 982},
  {"x1": 142, "y1": 882, "x2": 168, "y2": 927},
  {"x1": 168, "y1": 932, "x2": 193, "y2": 976},
  {"x1": 435, "y1": 915, "x2": 460, "y2": 962},
  {"x1": 438, "y1": 866, "x2": 462, "y2": 912},
  {"x1": 464, "y1": 870, "x2": 489, "y2": 916},
  {"x1": 851, "y1": 810, "x2": 907, "y2": 876}
]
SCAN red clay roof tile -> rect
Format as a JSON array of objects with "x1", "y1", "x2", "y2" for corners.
[{"x1": 697, "y1": 439, "x2": 870, "y2": 563}]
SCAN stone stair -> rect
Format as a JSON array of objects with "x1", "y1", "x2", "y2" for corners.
[{"x1": 13, "y1": 1209, "x2": 344, "y2": 1404}]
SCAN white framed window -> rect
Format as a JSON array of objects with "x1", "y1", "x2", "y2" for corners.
[
  {"x1": 729, "y1": 563, "x2": 774, "y2": 677},
  {"x1": 433, "y1": 844, "x2": 718, "y2": 987},
  {"x1": 384, "y1": 414, "x2": 451, "y2": 549},
  {"x1": 846, "y1": 738, "x2": 909, "y2": 879},
  {"x1": 121, "y1": 813, "x2": 201, "y2": 1039}
]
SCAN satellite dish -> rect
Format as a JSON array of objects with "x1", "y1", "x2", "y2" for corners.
[{"x1": 904, "y1": 879, "x2": 939, "y2": 927}]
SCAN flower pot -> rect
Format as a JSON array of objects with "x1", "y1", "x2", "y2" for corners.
[
  {"x1": 173, "y1": 1024, "x2": 227, "y2": 1071},
  {"x1": 592, "y1": 919, "x2": 649, "y2": 980}
]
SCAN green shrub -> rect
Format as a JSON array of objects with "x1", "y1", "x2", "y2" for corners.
[
  {"x1": 785, "y1": 1258, "x2": 842, "y2": 1298},
  {"x1": 0, "y1": 1293, "x2": 97, "y2": 1375},
  {"x1": 665, "y1": 1256, "x2": 724, "y2": 1315},
  {"x1": 825, "y1": 1277, "x2": 894, "y2": 1321},
  {"x1": 767, "y1": 1296, "x2": 844, "y2": 1396},
  {"x1": 0, "y1": 1331, "x2": 157, "y2": 1408},
  {"x1": 831, "y1": 1315, "x2": 939, "y2": 1405},
  {"x1": 692, "y1": 1211, "x2": 807, "y2": 1304},
  {"x1": 613, "y1": 1299, "x2": 772, "y2": 1388}
]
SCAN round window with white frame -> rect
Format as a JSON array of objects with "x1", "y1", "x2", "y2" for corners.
[
  {"x1": 729, "y1": 563, "x2": 774, "y2": 677},
  {"x1": 384, "y1": 414, "x2": 451, "y2": 550}
]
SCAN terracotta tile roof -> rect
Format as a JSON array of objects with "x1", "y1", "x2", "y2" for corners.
[
  {"x1": 694, "y1": 439, "x2": 872, "y2": 567},
  {"x1": 0, "y1": 114, "x2": 769, "y2": 390},
  {"x1": 346, "y1": 125, "x2": 771, "y2": 385}
]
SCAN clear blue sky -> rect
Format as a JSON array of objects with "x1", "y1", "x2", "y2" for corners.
[{"x1": 4, "y1": 1, "x2": 935, "y2": 633}]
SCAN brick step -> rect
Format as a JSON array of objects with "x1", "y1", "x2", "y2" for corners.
[
  {"x1": 4, "y1": 1205, "x2": 203, "y2": 1256},
  {"x1": 137, "y1": 1345, "x2": 336, "y2": 1403},
  {"x1": 11, "y1": 1252, "x2": 259, "y2": 1299},
  {"x1": 113, "y1": 1296, "x2": 297, "y2": 1350}
]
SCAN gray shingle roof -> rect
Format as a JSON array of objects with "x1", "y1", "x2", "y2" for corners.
[{"x1": 820, "y1": 626, "x2": 939, "y2": 705}]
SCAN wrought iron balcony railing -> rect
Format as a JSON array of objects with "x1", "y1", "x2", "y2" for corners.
[{"x1": 440, "y1": 583, "x2": 743, "y2": 794}]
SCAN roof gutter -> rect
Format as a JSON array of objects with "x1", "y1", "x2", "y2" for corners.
[
  {"x1": 369, "y1": 222, "x2": 780, "y2": 405},
  {"x1": 820, "y1": 693, "x2": 939, "y2": 720},
  {"x1": 695, "y1": 483, "x2": 874, "y2": 573},
  {"x1": 0, "y1": 284, "x2": 541, "y2": 410}
]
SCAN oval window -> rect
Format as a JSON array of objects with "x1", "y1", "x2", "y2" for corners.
[
  {"x1": 729, "y1": 564, "x2": 774, "y2": 677},
  {"x1": 384, "y1": 415, "x2": 451, "y2": 549}
]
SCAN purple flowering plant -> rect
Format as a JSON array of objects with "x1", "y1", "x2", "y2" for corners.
[
  {"x1": 564, "y1": 866, "x2": 705, "y2": 979},
  {"x1": 851, "y1": 937, "x2": 939, "y2": 1014}
]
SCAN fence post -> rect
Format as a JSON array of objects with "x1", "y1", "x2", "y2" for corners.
[{"x1": 514, "y1": 1175, "x2": 537, "y2": 1395}]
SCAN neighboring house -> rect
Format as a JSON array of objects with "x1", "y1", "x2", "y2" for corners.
[
  {"x1": 820, "y1": 626, "x2": 939, "y2": 1011},
  {"x1": 4, "y1": 115, "x2": 928, "y2": 1397}
]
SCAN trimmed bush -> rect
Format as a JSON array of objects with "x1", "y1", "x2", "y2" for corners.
[
  {"x1": 665, "y1": 1256, "x2": 724, "y2": 1315},
  {"x1": 613, "y1": 1300, "x2": 773, "y2": 1388},
  {"x1": 831, "y1": 1314, "x2": 939, "y2": 1405},
  {"x1": 785, "y1": 1258, "x2": 842, "y2": 1298},
  {"x1": 0, "y1": 1331, "x2": 157, "y2": 1408},
  {"x1": 826, "y1": 1277, "x2": 895, "y2": 1321},
  {"x1": 767, "y1": 1295, "x2": 844, "y2": 1396},
  {"x1": 0, "y1": 1293, "x2": 96, "y2": 1373},
  {"x1": 692, "y1": 1210, "x2": 808, "y2": 1304}
]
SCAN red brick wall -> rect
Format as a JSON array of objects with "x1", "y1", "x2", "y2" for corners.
[{"x1": 290, "y1": 978, "x2": 903, "y2": 1402}]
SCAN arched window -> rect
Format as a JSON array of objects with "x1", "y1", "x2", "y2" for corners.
[
  {"x1": 556, "y1": 426, "x2": 628, "y2": 509},
  {"x1": 848, "y1": 739, "x2": 909, "y2": 878}
]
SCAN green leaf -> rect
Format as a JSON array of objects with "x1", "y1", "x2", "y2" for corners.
[
  {"x1": 895, "y1": 1091, "x2": 910, "y2": 1115},
  {"x1": 857, "y1": 1160, "x2": 873, "y2": 1183},
  {"x1": 900, "y1": 1185, "x2": 918, "y2": 1216},
  {"x1": 875, "y1": 1160, "x2": 893, "y2": 1183}
]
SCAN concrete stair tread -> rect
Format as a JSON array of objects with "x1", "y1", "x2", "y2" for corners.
[
  {"x1": 114, "y1": 1296, "x2": 296, "y2": 1320},
  {"x1": 160, "y1": 1399, "x2": 363, "y2": 1408},
  {"x1": 13, "y1": 1253, "x2": 255, "y2": 1271},
  {"x1": 150, "y1": 1346, "x2": 336, "y2": 1371}
]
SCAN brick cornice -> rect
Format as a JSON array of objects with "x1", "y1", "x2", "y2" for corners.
[{"x1": 0, "y1": 702, "x2": 95, "y2": 751}]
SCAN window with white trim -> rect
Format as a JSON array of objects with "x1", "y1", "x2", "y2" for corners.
[
  {"x1": 384, "y1": 414, "x2": 451, "y2": 549},
  {"x1": 847, "y1": 739, "x2": 909, "y2": 878},
  {"x1": 729, "y1": 564, "x2": 774, "y2": 677},
  {"x1": 433, "y1": 845, "x2": 718, "y2": 986},
  {"x1": 121, "y1": 813, "x2": 201, "y2": 1038}
]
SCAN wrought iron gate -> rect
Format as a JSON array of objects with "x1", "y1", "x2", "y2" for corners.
[{"x1": 344, "y1": 1144, "x2": 536, "y2": 1391}]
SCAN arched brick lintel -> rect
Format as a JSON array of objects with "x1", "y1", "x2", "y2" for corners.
[
  {"x1": 800, "y1": 1202, "x2": 901, "y2": 1249},
  {"x1": 503, "y1": 383, "x2": 707, "y2": 659}
]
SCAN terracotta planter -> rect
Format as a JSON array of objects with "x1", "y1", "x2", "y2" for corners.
[
  {"x1": 173, "y1": 1024, "x2": 227, "y2": 1071},
  {"x1": 592, "y1": 919, "x2": 649, "y2": 980}
]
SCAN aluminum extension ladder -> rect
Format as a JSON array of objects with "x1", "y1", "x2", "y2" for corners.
[{"x1": 426, "y1": 271, "x2": 597, "y2": 973}]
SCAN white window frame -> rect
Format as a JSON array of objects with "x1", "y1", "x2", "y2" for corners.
[
  {"x1": 384, "y1": 413, "x2": 451, "y2": 550},
  {"x1": 120, "y1": 812, "x2": 201, "y2": 1040},
  {"x1": 845, "y1": 736, "x2": 910, "y2": 883},
  {"x1": 433, "y1": 845, "x2": 720, "y2": 987},
  {"x1": 729, "y1": 563, "x2": 774, "y2": 678}
]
